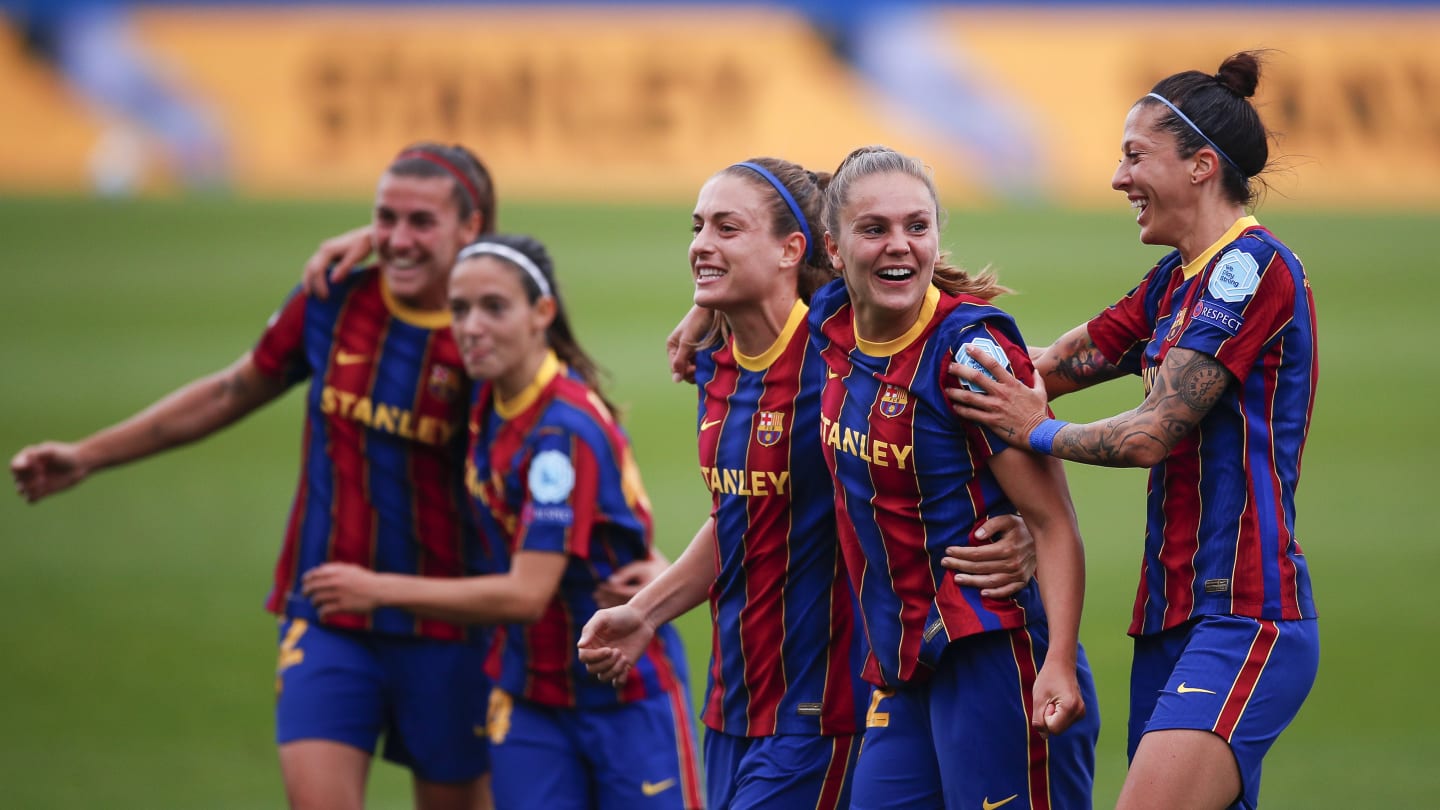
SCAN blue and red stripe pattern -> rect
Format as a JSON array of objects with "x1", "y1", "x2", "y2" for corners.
[
  {"x1": 253, "y1": 272, "x2": 483, "y2": 642},
  {"x1": 466, "y1": 352, "x2": 691, "y2": 710},
  {"x1": 808, "y1": 281, "x2": 1044, "y2": 688},
  {"x1": 1086, "y1": 217, "x2": 1318, "y2": 636},
  {"x1": 694, "y1": 300, "x2": 865, "y2": 737}
]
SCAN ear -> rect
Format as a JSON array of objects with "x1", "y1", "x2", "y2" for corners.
[
  {"x1": 461, "y1": 210, "x2": 484, "y2": 242},
  {"x1": 532, "y1": 294, "x2": 558, "y2": 332},
  {"x1": 1191, "y1": 148, "x2": 1221, "y2": 185},
  {"x1": 823, "y1": 231, "x2": 843, "y2": 272},
  {"x1": 778, "y1": 231, "x2": 807, "y2": 270}
]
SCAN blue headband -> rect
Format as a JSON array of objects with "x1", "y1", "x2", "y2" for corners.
[
  {"x1": 1145, "y1": 92, "x2": 1243, "y2": 176},
  {"x1": 733, "y1": 162, "x2": 813, "y2": 261}
]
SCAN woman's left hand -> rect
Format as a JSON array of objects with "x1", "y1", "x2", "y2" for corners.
[
  {"x1": 302, "y1": 562, "x2": 384, "y2": 618},
  {"x1": 946, "y1": 345, "x2": 1051, "y2": 449}
]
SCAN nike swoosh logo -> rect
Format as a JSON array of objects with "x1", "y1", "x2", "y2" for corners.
[
  {"x1": 335, "y1": 351, "x2": 369, "y2": 366},
  {"x1": 1177, "y1": 682, "x2": 1217, "y2": 695},
  {"x1": 641, "y1": 778, "x2": 676, "y2": 797},
  {"x1": 826, "y1": 368, "x2": 840, "y2": 379},
  {"x1": 700, "y1": 418, "x2": 723, "y2": 431},
  {"x1": 983, "y1": 795, "x2": 1018, "y2": 810}
]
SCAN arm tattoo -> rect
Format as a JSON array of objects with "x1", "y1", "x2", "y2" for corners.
[
  {"x1": 1052, "y1": 345, "x2": 1114, "y2": 385},
  {"x1": 219, "y1": 369, "x2": 251, "y2": 400},
  {"x1": 1052, "y1": 350, "x2": 1231, "y2": 468}
]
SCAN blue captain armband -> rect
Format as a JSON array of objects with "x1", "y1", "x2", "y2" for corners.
[{"x1": 1028, "y1": 419, "x2": 1069, "y2": 455}]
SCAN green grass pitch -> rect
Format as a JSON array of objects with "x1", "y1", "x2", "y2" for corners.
[{"x1": 0, "y1": 195, "x2": 1435, "y2": 808}]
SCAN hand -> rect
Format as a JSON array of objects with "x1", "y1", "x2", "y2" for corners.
[
  {"x1": 576, "y1": 605, "x2": 654, "y2": 686},
  {"x1": 946, "y1": 346, "x2": 1051, "y2": 449},
  {"x1": 11, "y1": 442, "x2": 89, "y2": 503},
  {"x1": 939, "y1": 513, "x2": 1037, "y2": 599},
  {"x1": 301, "y1": 562, "x2": 385, "y2": 618},
  {"x1": 667, "y1": 306, "x2": 714, "y2": 384},
  {"x1": 302, "y1": 225, "x2": 375, "y2": 300},
  {"x1": 1031, "y1": 661, "x2": 1085, "y2": 738},
  {"x1": 593, "y1": 558, "x2": 667, "y2": 609}
]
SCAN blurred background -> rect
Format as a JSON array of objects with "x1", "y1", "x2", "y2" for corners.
[{"x1": 1, "y1": 1, "x2": 1436, "y2": 807}]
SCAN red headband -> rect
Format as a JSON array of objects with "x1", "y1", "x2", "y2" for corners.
[{"x1": 394, "y1": 149, "x2": 482, "y2": 213}]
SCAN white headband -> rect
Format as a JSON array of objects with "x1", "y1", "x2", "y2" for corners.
[{"x1": 456, "y1": 242, "x2": 553, "y2": 299}]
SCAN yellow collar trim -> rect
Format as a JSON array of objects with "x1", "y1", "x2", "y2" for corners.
[
  {"x1": 495, "y1": 350, "x2": 561, "y2": 419},
  {"x1": 1181, "y1": 215, "x2": 1259, "y2": 280},
  {"x1": 855, "y1": 286, "x2": 940, "y2": 357},
  {"x1": 380, "y1": 279, "x2": 452, "y2": 329},
  {"x1": 734, "y1": 300, "x2": 808, "y2": 372}
]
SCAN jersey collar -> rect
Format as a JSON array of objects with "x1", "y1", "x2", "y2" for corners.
[
  {"x1": 855, "y1": 285, "x2": 940, "y2": 357},
  {"x1": 1181, "y1": 215, "x2": 1259, "y2": 280},
  {"x1": 495, "y1": 350, "x2": 561, "y2": 419},
  {"x1": 734, "y1": 299, "x2": 808, "y2": 372}
]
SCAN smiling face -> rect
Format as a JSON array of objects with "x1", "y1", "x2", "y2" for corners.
[
  {"x1": 1111, "y1": 103, "x2": 1201, "y2": 251},
  {"x1": 447, "y1": 255, "x2": 554, "y2": 398},
  {"x1": 824, "y1": 170, "x2": 939, "y2": 342},
  {"x1": 689, "y1": 173, "x2": 801, "y2": 315},
  {"x1": 372, "y1": 172, "x2": 480, "y2": 311}
]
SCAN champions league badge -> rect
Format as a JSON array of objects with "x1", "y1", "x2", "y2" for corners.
[
  {"x1": 954, "y1": 337, "x2": 1010, "y2": 393},
  {"x1": 528, "y1": 449, "x2": 576, "y2": 504},
  {"x1": 755, "y1": 411, "x2": 785, "y2": 446},
  {"x1": 1209, "y1": 249, "x2": 1260, "y2": 303},
  {"x1": 879, "y1": 384, "x2": 909, "y2": 418},
  {"x1": 428, "y1": 365, "x2": 462, "y2": 402}
]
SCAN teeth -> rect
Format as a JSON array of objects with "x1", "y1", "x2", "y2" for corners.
[
  {"x1": 1130, "y1": 198, "x2": 1147, "y2": 210},
  {"x1": 696, "y1": 267, "x2": 724, "y2": 279},
  {"x1": 879, "y1": 268, "x2": 912, "y2": 278}
]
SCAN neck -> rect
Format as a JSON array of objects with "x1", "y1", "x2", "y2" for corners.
[
  {"x1": 496, "y1": 348, "x2": 550, "y2": 403},
  {"x1": 723, "y1": 293, "x2": 798, "y2": 357},
  {"x1": 853, "y1": 300, "x2": 920, "y2": 345},
  {"x1": 1176, "y1": 200, "x2": 1248, "y2": 267}
]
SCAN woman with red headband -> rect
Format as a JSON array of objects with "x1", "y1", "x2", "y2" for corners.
[{"x1": 11, "y1": 142, "x2": 500, "y2": 810}]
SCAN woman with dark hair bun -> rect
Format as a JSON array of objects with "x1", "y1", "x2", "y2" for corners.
[{"x1": 948, "y1": 51, "x2": 1320, "y2": 810}]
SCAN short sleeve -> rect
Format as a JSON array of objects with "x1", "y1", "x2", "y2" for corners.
[
  {"x1": 1088, "y1": 270, "x2": 1161, "y2": 375},
  {"x1": 944, "y1": 318, "x2": 1036, "y2": 457},
  {"x1": 252, "y1": 285, "x2": 311, "y2": 385},
  {"x1": 516, "y1": 428, "x2": 598, "y2": 559},
  {"x1": 1176, "y1": 240, "x2": 1297, "y2": 381}
]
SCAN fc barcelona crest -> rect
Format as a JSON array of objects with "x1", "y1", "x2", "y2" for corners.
[
  {"x1": 755, "y1": 411, "x2": 785, "y2": 446},
  {"x1": 879, "y1": 384, "x2": 908, "y2": 418},
  {"x1": 429, "y1": 365, "x2": 463, "y2": 402},
  {"x1": 1165, "y1": 306, "x2": 1188, "y2": 342}
]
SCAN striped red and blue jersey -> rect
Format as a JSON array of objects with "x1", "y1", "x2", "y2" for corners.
[
  {"x1": 467, "y1": 351, "x2": 689, "y2": 709},
  {"x1": 253, "y1": 271, "x2": 485, "y2": 643},
  {"x1": 1087, "y1": 216, "x2": 1318, "y2": 636},
  {"x1": 809, "y1": 281, "x2": 1045, "y2": 688},
  {"x1": 1088, "y1": 217, "x2": 1319, "y2": 634},
  {"x1": 694, "y1": 300, "x2": 865, "y2": 737}
]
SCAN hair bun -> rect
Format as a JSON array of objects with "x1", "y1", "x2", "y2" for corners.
[{"x1": 1215, "y1": 52, "x2": 1262, "y2": 99}]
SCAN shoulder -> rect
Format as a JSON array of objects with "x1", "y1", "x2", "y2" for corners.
[
  {"x1": 1206, "y1": 230, "x2": 1296, "y2": 304},
  {"x1": 807, "y1": 278, "x2": 851, "y2": 322}
]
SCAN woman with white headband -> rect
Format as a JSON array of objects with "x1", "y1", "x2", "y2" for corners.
[
  {"x1": 946, "y1": 51, "x2": 1320, "y2": 810},
  {"x1": 302, "y1": 233, "x2": 702, "y2": 810}
]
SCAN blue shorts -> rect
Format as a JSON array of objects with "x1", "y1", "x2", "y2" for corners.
[
  {"x1": 486, "y1": 686, "x2": 703, "y2": 810},
  {"x1": 273, "y1": 617, "x2": 491, "y2": 783},
  {"x1": 703, "y1": 729, "x2": 859, "y2": 810},
  {"x1": 851, "y1": 624, "x2": 1098, "y2": 810},
  {"x1": 1130, "y1": 615, "x2": 1319, "y2": 810}
]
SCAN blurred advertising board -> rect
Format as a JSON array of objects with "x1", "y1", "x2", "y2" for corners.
[{"x1": 1, "y1": 3, "x2": 1437, "y2": 208}]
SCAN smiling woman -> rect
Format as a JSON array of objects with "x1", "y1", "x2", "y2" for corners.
[
  {"x1": 9, "y1": 142, "x2": 500, "y2": 810},
  {"x1": 807, "y1": 145, "x2": 1097, "y2": 810},
  {"x1": 946, "y1": 52, "x2": 1320, "y2": 810},
  {"x1": 303, "y1": 233, "x2": 702, "y2": 810}
]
